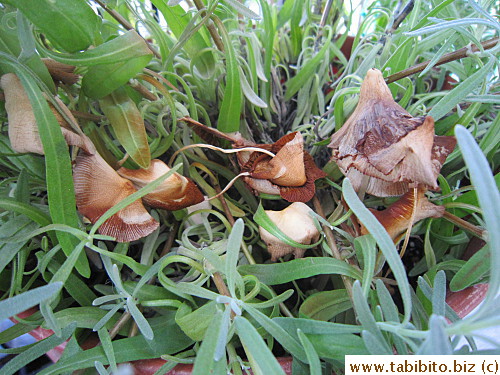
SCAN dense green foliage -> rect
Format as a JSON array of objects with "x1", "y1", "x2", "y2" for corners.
[{"x1": 0, "y1": 0, "x2": 499, "y2": 373}]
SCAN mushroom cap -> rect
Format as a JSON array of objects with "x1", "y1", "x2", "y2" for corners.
[
  {"x1": 117, "y1": 159, "x2": 204, "y2": 211},
  {"x1": 250, "y1": 132, "x2": 307, "y2": 186},
  {"x1": 259, "y1": 202, "x2": 320, "y2": 261},
  {"x1": 73, "y1": 152, "x2": 159, "y2": 242},
  {"x1": 360, "y1": 187, "x2": 445, "y2": 240},
  {"x1": 1, "y1": 73, "x2": 44, "y2": 154},
  {"x1": 1, "y1": 73, "x2": 94, "y2": 155},
  {"x1": 329, "y1": 68, "x2": 456, "y2": 196},
  {"x1": 243, "y1": 132, "x2": 326, "y2": 202}
]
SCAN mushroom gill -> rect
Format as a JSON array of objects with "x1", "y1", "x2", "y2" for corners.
[
  {"x1": 73, "y1": 152, "x2": 159, "y2": 242},
  {"x1": 329, "y1": 68, "x2": 456, "y2": 197},
  {"x1": 117, "y1": 159, "x2": 204, "y2": 211},
  {"x1": 360, "y1": 187, "x2": 445, "y2": 241}
]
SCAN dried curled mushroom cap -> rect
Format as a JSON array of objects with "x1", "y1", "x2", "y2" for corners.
[
  {"x1": 329, "y1": 68, "x2": 456, "y2": 196},
  {"x1": 117, "y1": 159, "x2": 204, "y2": 211},
  {"x1": 73, "y1": 152, "x2": 159, "y2": 242},
  {"x1": 1, "y1": 73, "x2": 94, "y2": 155},
  {"x1": 360, "y1": 187, "x2": 445, "y2": 241},
  {"x1": 259, "y1": 202, "x2": 320, "y2": 261},
  {"x1": 180, "y1": 117, "x2": 326, "y2": 202}
]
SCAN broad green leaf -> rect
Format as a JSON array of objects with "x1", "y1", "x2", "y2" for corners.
[
  {"x1": 304, "y1": 332, "x2": 369, "y2": 361},
  {"x1": 0, "y1": 215, "x2": 39, "y2": 274},
  {"x1": 151, "y1": 2, "x2": 215, "y2": 77},
  {"x1": 99, "y1": 86, "x2": 150, "y2": 168},
  {"x1": 1, "y1": 322, "x2": 76, "y2": 375},
  {"x1": 177, "y1": 301, "x2": 217, "y2": 341},
  {"x1": 299, "y1": 289, "x2": 351, "y2": 321},
  {"x1": 343, "y1": 178, "x2": 412, "y2": 324},
  {"x1": 0, "y1": 282, "x2": 62, "y2": 321},
  {"x1": 239, "y1": 257, "x2": 362, "y2": 285},
  {"x1": 450, "y1": 244, "x2": 489, "y2": 291},
  {"x1": 13, "y1": 0, "x2": 100, "y2": 53},
  {"x1": 273, "y1": 317, "x2": 362, "y2": 335},
  {"x1": 216, "y1": 19, "x2": 242, "y2": 132},
  {"x1": 235, "y1": 316, "x2": 286, "y2": 375},
  {"x1": 5, "y1": 57, "x2": 90, "y2": 277},
  {"x1": 14, "y1": 12, "x2": 55, "y2": 92},
  {"x1": 42, "y1": 31, "x2": 151, "y2": 66},
  {"x1": 285, "y1": 27, "x2": 334, "y2": 100},
  {"x1": 82, "y1": 54, "x2": 152, "y2": 99}
]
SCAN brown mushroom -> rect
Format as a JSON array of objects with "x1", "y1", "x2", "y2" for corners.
[
  {"x1": 329, "y1": 68, "x2": 456, "y2": 197},
  {"x1": 117, "y1": 159, "x2": 204, "y2": 211},
  {"x1": 73, "y1": 152, "x2": 159, "y2": 242},
  {"x1": 258, "y1": 202, "x2": 320, "y2": 261},
  {"x1": 1, "y1": 73, "x2": 93, "y2": 154},
  {"x1": 360, "y1": 187, "x2": 445, "y2": 241},
  {"x1": 180, "y1": 117, "x2": 326, "y2": 202}
]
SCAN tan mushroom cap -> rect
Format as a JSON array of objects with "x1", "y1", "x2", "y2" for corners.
[
  {"x1": 180, "y1": 118, "x2": 326, "y2": 203},
  {"x1": 259, "y1": 202, "x2": 320, "y2": 261},
  {"x1": 73, "y1": 152, "x2": 159, "y2": 242},
  {"x1": 1, "y1": 73, "x2": 94, "y2": 155},
  {"x1": 360, "y1": 187, "x2": 445, "y2": 241},
  {"x1": 329, "y1": 68, "x2": 456, "y2": 196},
  {"x1": 251, "y1": 132, "x2": 307, "y2": 186},
  {"x1": 117, "y1": 159, "x2": 204, "y2": 211}
]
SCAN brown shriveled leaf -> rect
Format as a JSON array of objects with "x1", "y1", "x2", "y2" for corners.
[
  {"x1": 117, "y1": 159, "x2": 204, "y2": 211},
  {"x1": 360, "y1": 187, "x2": 445, "y2": 240},
  {"x1": 259, "y1": 202, "x2": 320, "y2": 261},
  {"x1": 73, "y1": 152, "x2": 159, "y2": 242},
  {"x1": 42, "y1": 58, "x2": 79, "y2": 86},
  {"x1": 329, "y1": 68, "x2": 456, "y2": 197}
]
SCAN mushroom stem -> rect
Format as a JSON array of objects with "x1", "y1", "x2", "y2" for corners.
[
  {"x1": 442, "y1": 211, "x2": 487, "y2": 240},
  {"x1": 109, "y1": 311, "x2": 131, "y2": 340},
  {"x1": 207, "y1": 172, "x2": 250, "y2": 201},
  {"x1": 169, "y1": 143, "x2": 276, "y2": 166},
  {"x1": 399, "y1": 187, "x2": 418, "y2": 258},
  {"x1": 313, "y1": 194, "x2": 354, "y2": 302}
]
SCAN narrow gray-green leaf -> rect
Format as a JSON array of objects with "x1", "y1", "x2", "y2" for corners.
[
  {"x1": 235, "y1": 316, "x2": 286, "y2": 375},
  {"x1": 239, "y1": 257, "x2": 362, "y2": 285},
  {"x1": 127, "y1": 298, "x2": 154, "y2": 340},
  {"x1": 343, "y1": 178, "x2": 412, "y2": 324},
  {"x1": 428, "y1": 58, "x2": 494, "y2": 120},
  {"x1": 455, "y1": 125, "x2": 500, "y2": 312},
  {"x1": 0, "y1": 282, "x2": 62, "y2": 321},
  {"x1": 226, "y1": 218, "x2": 244, "y2": 297}
]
